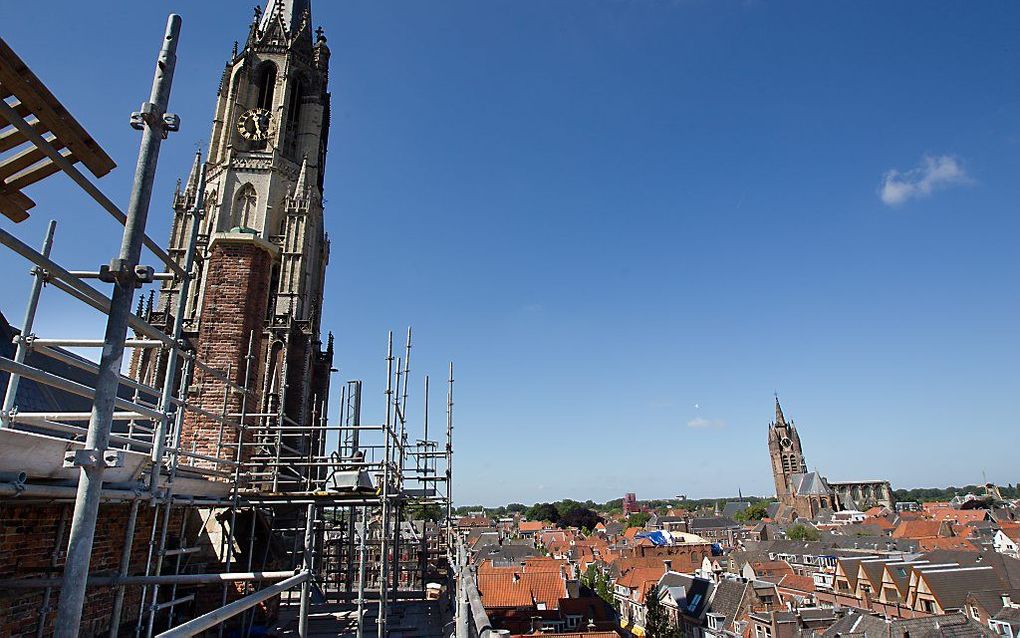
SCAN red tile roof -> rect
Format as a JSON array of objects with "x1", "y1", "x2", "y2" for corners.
[
  {"x1": 891, "y1": 519, "x2": 944, "y2": 539},
  {"x1": 777, "y1": 574, "x2": 816, "y2": 592},
  {"x1": 519, "y1": 521, "x2": 546, "y2": 532},
  {"x1": 751, "y1": 560, "x2": 795, "y2": 579},
  {"x1": 930, "y1": 509, "x2": 988, "y2": 524},
  {"x1": 616, "y1": 566, "x2": 666, "y2": 590},
  {"x1": 458, "y1": 515, "x2": 494, "y2": 527},
  {"x1": 861, "y1": 515, "x2": 895, "y2": 530},
  {"x1": 917, "y1": 536, "x2": 976, "y2": 551},
  {"x1": 477, "y1": 569, "x2": 568, "y2": 609}
]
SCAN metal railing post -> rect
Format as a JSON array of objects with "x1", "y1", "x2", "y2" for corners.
[
  {"x1": 299, "y1": 503, "x2": 315, "y2": 637},
  {"x1": 149, "y1": 155, "x2": 205, "y2": 493},
  {"x1": 1, "y1": 220, "x2": 56, "y2": 428},
  {"x1": 54, "y1": 15, "x2": 181, "y2": 636}
]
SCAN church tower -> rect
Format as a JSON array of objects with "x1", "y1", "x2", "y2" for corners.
[
  {"x1": 768, "y1": 397, "x2": 806, "y2": 502},
  {"x1": 144, "y1": 0, "x2": 333, "y2": 483}
]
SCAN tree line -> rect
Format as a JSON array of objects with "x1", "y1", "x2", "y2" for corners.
[
  {"x1": 453, "y1": 495, "x2": 774, "y2": 519},
  {"x1": 893, "y1": 484, "x2": 1018, "y2": 503}
]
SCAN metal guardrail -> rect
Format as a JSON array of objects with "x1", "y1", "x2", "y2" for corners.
[{"x1": 455, "y1": 538, "x2": 501, "y2": 638}]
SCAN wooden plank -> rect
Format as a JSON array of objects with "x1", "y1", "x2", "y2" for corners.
[
  {"x1": 1, "y1": 189, "x2": 33, "y2": 211},
  {"x1": 5, "y1": 149, "x2": 77, "y2": 191},
  {"x1": 0, "y1": 116, "x2": 47, "y2": 153},
  {"x1": 0, "y1": 82, "x2": 10, "y2": 101},
  {"x1": 0, "y1": 191, "x2": 30, "y2": 222},
  {"x1": 0, "y1": 37, "x2": 115, "y2": 178},
  {"x1": 0, "y1": 134, "x2": 65, "y2": 179}
]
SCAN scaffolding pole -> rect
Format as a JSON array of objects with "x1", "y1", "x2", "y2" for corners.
[
  {"x1": 0, "y1": 219, "x2": 55, "y2": 428},
  {"x1": 55, "y1": 15, "x2": 181, "y2": 636}
]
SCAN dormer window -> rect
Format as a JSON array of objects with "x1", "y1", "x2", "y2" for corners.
[{"x1": 707, "y1": 613, "x2": 724, "y2": 630}]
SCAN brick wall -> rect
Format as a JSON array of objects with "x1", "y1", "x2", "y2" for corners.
[
  {"x1": 0, "y1": 502, "x2": 184, "y2": 638},
  {"x1": 180, "y1": 240, "x2": 273, "y2": 473}
]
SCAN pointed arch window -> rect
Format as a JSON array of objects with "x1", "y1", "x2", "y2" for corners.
[
  {"x1": 287, "y1": 79, "x2": 303, "y2": 128},
  {"x1": 233, "y1": 184, "x2": 258, "y2": 229},
  {"x1": 256, "y1": 63, "x2": 277, "y2": 109},
  {"x1": 285, "y1": 78, "x2": 304, "y2": 157}
]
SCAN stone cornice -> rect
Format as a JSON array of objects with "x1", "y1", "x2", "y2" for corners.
[{"x1": 209, "y1": 230, "x2": 280, "y2": 258}]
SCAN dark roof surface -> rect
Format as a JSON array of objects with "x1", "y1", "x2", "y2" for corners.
[
  {"x1": 921, "y1": 566, "x2": 1005, "y2": 611},
  {"x1": 708, "y1": 579, "x2": 747, "y2": 630},
  {"x1": 690, "y1": 517, "x2": 740, "y2": 530}
]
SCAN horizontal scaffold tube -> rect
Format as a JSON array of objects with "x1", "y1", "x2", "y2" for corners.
[
  {"x1": 0, "y1": 481, "x2": 146, "y2": 501},
  {"x1": 0, "y1": 570, "x2": 299, "y2": 589},
  {"x1": 0, "y1": 356, "x2": 163, "y2": 420},
  {"x1": 155, "y1": 572, "x2": 309, "y2": 638},
  {"x1": 0, "y1": 227, "x2": 177, "y2": 346}
]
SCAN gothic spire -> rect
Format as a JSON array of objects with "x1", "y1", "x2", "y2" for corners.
[
  {"x1": 775, "y1": 394, "x2": 786, "y2": 427},
  {"x1": 292, "y1": 154, "x2": 318, "y2": 204},
  {"x1": 184, "y1": 151, "x2": 202, "y2": 198},
  {"x1": 258, "y1": 0, "x2": 311, "y2": 34},
  {"x1": 295, "y1": 155, "x2": 310, "y2": 196}
]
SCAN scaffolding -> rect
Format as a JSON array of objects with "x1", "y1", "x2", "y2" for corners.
[{"x1": 0, "y1": 14, "x2": 455, "y2": 638}]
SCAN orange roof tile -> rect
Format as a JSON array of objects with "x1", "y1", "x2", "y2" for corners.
[
  {"x1": 861, "y1": 516, "x2": 895, "y2": 530},
  {"x1": 917, "y1": 536, "x2": 976, "y2": 551},
  {"x1": 519, "y1": 521, "x2": 546, "y2": 532},
  {"x1": 616, "y1": 566, "x2": 666, "y2": 590},
  {"x1": 891, "y1": 520, "x2": 943, "y2": 539},
  {"x1": 930, "y1": 509, "x2": 988, "y2": 524},
  {"x1": 477, "y1": 570, "x2": 567, "y2": 609},
  {"x1": 752, "y1": 560, "x2": 795, "y2": 578},
  {"x1": 778, "y1": 574, "x2": 816, "y2": 592}
]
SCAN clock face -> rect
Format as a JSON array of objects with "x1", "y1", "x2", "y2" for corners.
[
  {"x1": 237, "y1": 108, "x2": 273, "y2": 142},
  {"x1": 780, "y1": 437, "x2": 792, "y2": 449}
]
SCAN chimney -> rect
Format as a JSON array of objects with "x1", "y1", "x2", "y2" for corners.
[{"x1": 664, "y1": 559, "x2": 673, "y2": 573}]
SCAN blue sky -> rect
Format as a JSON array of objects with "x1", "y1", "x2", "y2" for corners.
[{"x1": 3, "y1": 1, "x2": 1019, "y2": 506}]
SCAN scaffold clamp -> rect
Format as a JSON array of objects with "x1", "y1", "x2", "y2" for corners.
[
  {"x1": 97, "y1": 260, "x2": 156, "y2": 288},
  {"x1": 63, "y1": 448, "x2": 124, "y2": 469}
]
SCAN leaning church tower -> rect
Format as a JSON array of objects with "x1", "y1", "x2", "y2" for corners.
[
  {"x1": 768, "y1": 397, "x2": 807, "y2": 503},
  {"x1": 141, "y1": 0, "x2": 333, "y2": 480}
]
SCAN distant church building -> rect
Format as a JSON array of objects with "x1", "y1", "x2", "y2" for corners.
[{"x1": 768, "y1": 398, "x2": 893, "y2": 522}]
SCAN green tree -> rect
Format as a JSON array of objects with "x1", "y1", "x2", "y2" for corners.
[
  {"x1": 627, "y1": 512, "x2": 651, "y2": 528},
  {"x1": 526, "y1": 502, "x2": 561, "y2": 524},
  {"x1": 644, "y1": 584, "x2": 673, "y2": 638},
  {"x1": 583, "y1": 564, "x2": 616, "y2": 609},
  {"x1": 405, "y1": 501, "x2": 444, "y2": 521},
  {"x1": 558, "y1": 507, "x2": 602, "y2": 531},
  {"x1": 786, "y1": 524, "x2": 821, "y2": 541},
  {"x1": 733, "y1": 501, "x2": 770, "y2": 522}
]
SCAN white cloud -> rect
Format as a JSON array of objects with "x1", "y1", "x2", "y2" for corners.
[
  {"x1": 687, "y1": 417, "x2": 726, "y2": 429},
  {"x1": 879, "y1": 154, "x2": 971, "y2": 206}
]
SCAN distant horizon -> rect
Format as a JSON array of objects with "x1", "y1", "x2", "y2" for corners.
[{"x1": 456, "y1": 480, "x2": 1009, "y2": 510}]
